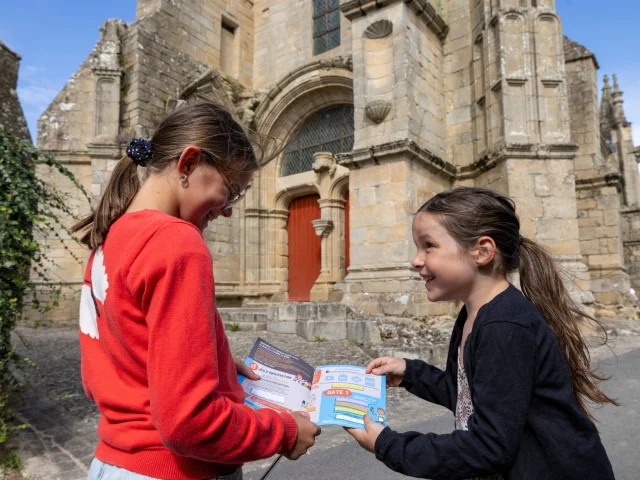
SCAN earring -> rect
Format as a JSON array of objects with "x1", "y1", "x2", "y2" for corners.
[{"x1": 179, "y1": 174, "x2": 188, "y2": 183}]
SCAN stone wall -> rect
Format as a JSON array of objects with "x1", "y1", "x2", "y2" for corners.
[
  {"x1": 253, "y1": 0, "x2": 352, "y2": 90},
  {"x1": 34, "y1": 0, "x2": 640, "y2": 322},
  {"x1": 343, "y1": 153, "x2": 454, "y2": 317},
  {"x1": 444, "y1": 0, "x2": 473, "y2": 167},
  {"x1": 622, "y1": 209, "x2": 640, "y2": 291},
  {"x1": 120, "y1": 0, "x2": 255, "y2": 139},
  {"x1": 565, "y1": 44, "x2": 601, "y2": 179},
  {"x1": 0, "y1": 41, "x2": 31, "y2": 142}
]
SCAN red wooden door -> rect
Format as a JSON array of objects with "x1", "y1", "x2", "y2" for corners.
[
  {"x1": 345, "y1": 194, "x2": 350, "y2": 274},
  {"x1": 288, "y1": 195, "x2": 321, "y2": 301}
]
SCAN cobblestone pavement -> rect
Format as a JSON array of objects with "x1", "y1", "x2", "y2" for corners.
[{"x1": 9, "y1": 319, "x2": 640, "y2": 480}]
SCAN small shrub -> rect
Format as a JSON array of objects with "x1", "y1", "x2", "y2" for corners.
[
  {"x1": 0, "y1": 452, "x2": 23, "y2": 471},
  {"x1": 314, "y1": 336, "x2": 327, "y2": 343}
]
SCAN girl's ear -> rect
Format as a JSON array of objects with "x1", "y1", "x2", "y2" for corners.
[
  {"x1": 473, "y1": 236, "x2": 497, "y2": 267},
  {"x1": 176, "y1": 145, "x2": 202, "y2": 176}
]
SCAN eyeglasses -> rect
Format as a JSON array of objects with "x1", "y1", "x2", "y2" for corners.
[
  {"x1": 217, "y1": 168, "x2": 245, "y2": 211},
  {"x1": 173, "y1": 151, "x2": 245, "y2": 211}
]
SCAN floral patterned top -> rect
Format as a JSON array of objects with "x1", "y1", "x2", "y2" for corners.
[{"x1": 456, "y1": 346, "x2": 504, "y2": 480}]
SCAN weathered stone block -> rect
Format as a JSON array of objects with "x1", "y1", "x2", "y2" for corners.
[
  {"x1": 267, "y1": 322, "x2": 297, "y2": 334},
  {"x1": 347, "y1": 320, "x2": 382, "y2": 346},
  {"x1": 297, "y1": 321, "x2": 347, "y2": 341}
]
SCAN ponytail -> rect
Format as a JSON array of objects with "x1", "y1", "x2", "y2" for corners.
[
  {"x1": 418, "y1": 187, "x2": 619, "y2": 421},
  {"x1": 73, "y1": 102, "x2": 279, "y2": 249},
  {"x1": 72, "y1": 155, "x2": 140, "y2": 249},
  {"x1": 518, "y1": 238, "x2": 619, "y2": 420}
]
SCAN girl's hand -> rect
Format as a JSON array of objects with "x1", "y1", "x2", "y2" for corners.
[
  {"x1": 234, "y1": 357, "x2": 260, "y2": 381},
  {"x1": 344, "y1": 415, "x2": 384, "y2": 453},
  {"x1": 285, "y1": 411, "x2": 321, "y2": 460},
  {"x1": 366, "y1": 356, "x2": 406, "y2": 387}
]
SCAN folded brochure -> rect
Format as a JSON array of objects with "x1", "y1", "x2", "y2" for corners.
[{"x1": 238, "y1": 338, "x2": 387, "y2": 429}]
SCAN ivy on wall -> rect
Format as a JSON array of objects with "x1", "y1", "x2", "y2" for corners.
[{"x1": 0, "y1": 128, "x2": 88, "y2": 461}]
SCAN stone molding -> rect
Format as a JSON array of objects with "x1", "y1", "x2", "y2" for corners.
[
  {"x1": 273, "y1": 184, "x2": 320, "y2": 211},
  {"x1": 575, "y1": 173, "x2": 624, "y2": 192},
  {"x1": 336, "y1": 139, "x2": 456, "y2": 177},
  {"x1": 346, "y1": 263, "x2": 420, "y2": 281},
  {"x1": 86, "y1": 143, "x2": 122, "y2": 159},
  {"x1": 457, "y1": 143, "x2": 580, "y2": 180},
  {"x1": 254, "y1": 56, "x2": 353, "y2": 122},
  {"x1": 38, "y1": 150, "x2": 92, "y2": 166},
  {"x1": 312, "y1": 219, "x2": 334, "y2": 238},
  {"x1": 337, "y1": 140, "x2": 580, "y2": 180},
  {"x1": 340, "y1": 0, "x2": 448, "y2": 41},
  {"x1": 313, "y1": 151, "x2": 338, "y2": 177}
]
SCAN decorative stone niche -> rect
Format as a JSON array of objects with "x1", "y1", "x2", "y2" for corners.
[
  {"x1": 364, "y1": 19, "x2": 392, "y2": 39},
  {"x1": 363, "y1": 18, "x2": 394, "y2": 125}
]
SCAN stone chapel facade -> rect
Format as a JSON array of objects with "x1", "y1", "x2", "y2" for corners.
[{"x1": 37, "y1": 0, "x2": 640, "y2": 326}]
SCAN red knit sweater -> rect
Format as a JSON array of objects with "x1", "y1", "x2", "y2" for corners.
[{"x1": 79, "y1": 210, "x2": 297, "y2": 479}]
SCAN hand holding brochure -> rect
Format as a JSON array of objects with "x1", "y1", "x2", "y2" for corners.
[{"x1": 238, "y1": 338, "x2": 387, "y2": 429}]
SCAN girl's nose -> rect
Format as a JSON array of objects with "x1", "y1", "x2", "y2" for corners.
[
  {"x1": 411, "y1": 254, "x2": 424, "y2": 270},
  {"x1": 222, "y1": 208, "x2": 233, "y2": 218}
]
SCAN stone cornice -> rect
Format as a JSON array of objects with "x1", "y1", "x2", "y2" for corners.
[
  {"x1": 455, "y1": 142, "x2": 579, "y2": 180},
  {"x1": 341, "y1": 0, "x2": 448, "y2": 41},
  {"x1": 87, "y1": 142, "x2": 123, "y2": 159},
  {"x1": 245, "y1": 208, "x2": 290, "y2": 221},
  {"x1": 622, "y1": 207, "x2": 640, "y2": 215},
  {"x1": 37, "y1": 149, "x2": 92, "y2": 165},
  {"x1": 575, "y1": 173, "x2": 624, "y2": 192},
  {"x1": 336, "y1": 139, "x2": 456, "y2": 177},
  {"x1": 337, "y1": 140, "x2": 583, "y2": 179}
]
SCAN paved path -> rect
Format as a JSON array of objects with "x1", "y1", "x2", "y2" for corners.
[
  {"x1": 10, "y1": 324, "x2": 640, "y2": 479},
  {"x1": 248, "y1": 341, "x2": 640, "y2": 480},
  {"x1": 12, "y1": 326, "x2": 446, "y2": 479}
]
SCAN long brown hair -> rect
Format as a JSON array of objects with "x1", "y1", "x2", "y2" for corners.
[
  {"x1": 73, "y1": 102, "x2": 270, "y2": 249},
  {"x1": 417, "y1": 187, "x2": 617, "y2": 420}
]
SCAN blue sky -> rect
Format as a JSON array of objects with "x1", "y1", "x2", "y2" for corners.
[{"x1": 1, "y1": 0, "x2": 639, "y2": 148}]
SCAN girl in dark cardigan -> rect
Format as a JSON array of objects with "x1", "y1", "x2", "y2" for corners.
[{"x1": 346, "y1": 187, "x2": 616, "y2": 480}]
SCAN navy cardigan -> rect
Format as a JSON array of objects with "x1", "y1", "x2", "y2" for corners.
[{"x1": 374, "y1": 284, "x2": 615, "y2": 479}]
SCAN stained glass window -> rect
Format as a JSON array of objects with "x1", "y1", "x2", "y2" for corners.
[
  {"x1": 313, "y1": 0, "x2": 341, "y2": 55},
  {"x1": 282, "y1": 105, "x2": 354, "y2": 177}
]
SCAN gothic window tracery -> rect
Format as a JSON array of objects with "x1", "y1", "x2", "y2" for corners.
[{"x1": 282, "y1": 105, "x2": 354, "y2": 177}]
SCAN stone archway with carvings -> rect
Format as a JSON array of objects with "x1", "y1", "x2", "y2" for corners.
[{"x1": 240, "y1": 61, "x2": 354, "y2": 300}]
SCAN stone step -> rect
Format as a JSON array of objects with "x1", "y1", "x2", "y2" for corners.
[
  {"x1": 366, "y1": 343, "x2": 449, "y2": 370},
  {"x1": 219, "y1": 308, "x2": 268, "y2": 332},
  {"x1": 222, "y1": 320, "x2": 267, "y2": 332},
  {"x1": 219, "y1": 308, "x2": 268, "y2": 323}
]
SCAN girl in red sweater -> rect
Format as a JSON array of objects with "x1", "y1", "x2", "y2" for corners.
[{"x1": 73, "y1": 103, "x2": 320, "y2": 480}]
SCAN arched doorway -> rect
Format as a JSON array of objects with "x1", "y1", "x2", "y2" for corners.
[{"x1": 288, "y1": 195, "x2": 321, "y2": 301}]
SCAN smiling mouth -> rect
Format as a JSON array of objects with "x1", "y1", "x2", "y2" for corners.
[
  {"x1": 206, "y1": 210, "x2": 216, "y2": 222},
  {"x1": 423, "y1": 275, "x2": 436, "y2": 284}
]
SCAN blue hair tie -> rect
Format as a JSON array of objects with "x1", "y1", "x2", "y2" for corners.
[{"x1": 126, "y1": 138, "x2": 153, "y2": 166}]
